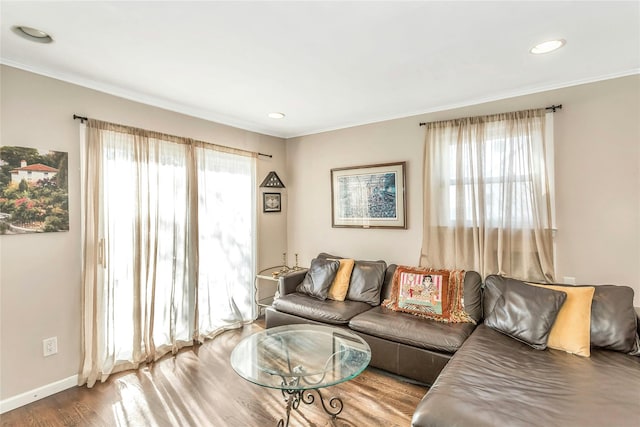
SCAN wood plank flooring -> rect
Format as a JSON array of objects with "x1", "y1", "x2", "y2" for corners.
[{"x1": 1, "y1": 320, "x2": 427, "y2": 427}]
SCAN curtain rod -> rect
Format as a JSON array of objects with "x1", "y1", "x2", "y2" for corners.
[
  {"x1": 73, "y1": 114, "x2": 273, "y2": 158},
  {"x1": 418, "y1": 104, "x2": 563, "y2": 127}
]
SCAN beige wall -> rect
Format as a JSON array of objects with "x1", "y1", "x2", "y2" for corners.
[
  {"x1": 0, "y1": 65, "x2": 287, "y2": 400},
  {"x1": 2, "y1": 64, "x2": 639, "y2": 405},
  {"x1": 286, "y1": 75, "x2": 640, "y2": 307}
]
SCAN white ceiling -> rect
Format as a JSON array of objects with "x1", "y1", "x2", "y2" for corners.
[{"x1": 1, "y1": 1, "x2": 639, "y2": 138}]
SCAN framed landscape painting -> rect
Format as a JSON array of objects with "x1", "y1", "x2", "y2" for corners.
[
  {"x1": 0, "y1": 146, "x2": 69, "y2": 235},
  {"x1": 331, "y1": 161, "x2": 406, "y2": 229}
]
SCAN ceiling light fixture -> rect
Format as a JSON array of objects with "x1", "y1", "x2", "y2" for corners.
[
  {"x1": 12, "y1": 25, "x2": 53, "y2": 43},
  {"x1": 268, "y1": 112, "x2": 286, "y2": 119},
  {"x1": 530, "y1": 39, "x2": 565, "y2": 54}
]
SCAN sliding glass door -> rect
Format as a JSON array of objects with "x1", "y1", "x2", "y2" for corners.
[{"x1": 80, "y1": 121, "x2": 256, "y2": 387}]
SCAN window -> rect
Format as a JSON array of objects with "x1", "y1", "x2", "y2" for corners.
[
  {"x1": 421, "y1": 109, "x2": 555, "y2": 282},
  {"x1": 446, "y1": 133, "x2": 549, "y2": 228}
]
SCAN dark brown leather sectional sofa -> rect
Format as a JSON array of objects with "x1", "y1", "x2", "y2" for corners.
[
  {"x1": 266, "y1": 259, "x2": 483, "y2": 385},
  {"x1": 265, "y1": 257, "x2": 640, "y2": 426},
  {"x1": 412, "y1": 275, "x2": 640, "y2": 427}
]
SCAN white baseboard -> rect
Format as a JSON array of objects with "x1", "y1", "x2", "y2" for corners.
[{"x1": 0, "y1": 375, "x2": 78, "y2": 414}]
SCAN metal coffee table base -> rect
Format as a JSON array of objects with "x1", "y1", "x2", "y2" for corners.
[{"x1": 277, "y1": 388, "x2": 343, "y2": 427}]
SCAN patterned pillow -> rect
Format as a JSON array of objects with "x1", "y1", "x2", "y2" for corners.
[{"x1": 383, "y1": 266, "x2": 474, "y2": 323}]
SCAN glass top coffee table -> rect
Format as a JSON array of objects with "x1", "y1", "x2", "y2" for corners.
[{"x1": 230, "y1": 324, "x2": 371, "y2": 426}]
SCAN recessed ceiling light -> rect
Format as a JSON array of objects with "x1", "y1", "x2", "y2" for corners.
[
  {"x1": 268, "y1": 112, "x2": 286, "y2": 119},
  {"x1": 12, "y1": 25, "x2": 54, "y2": 43},
  {"x1": 530, "y1": 39, "x2": 565, "y2": 54}
]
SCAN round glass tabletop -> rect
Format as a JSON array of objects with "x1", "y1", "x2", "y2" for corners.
[{"x1": 230, "y1": 324, "x2": 371, "y2": 391}]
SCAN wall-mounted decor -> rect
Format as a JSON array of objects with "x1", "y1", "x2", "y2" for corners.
[
  {"x1": 331, "y1": 161, "x2": 406, "y2": 229},
  {"x1": 0, "y1": 146, "x2": 69, "y2": 235},
  {"x1": 263, "y1": 192, "x2": 281, "y2": 213},
  {"x1": 260, "y1": 171, "x2": 285, "y2": 188}
]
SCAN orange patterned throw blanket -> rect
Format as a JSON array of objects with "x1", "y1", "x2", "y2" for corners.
[{"x1": 383, "y1": 266, "x2": 475, "y2": 324}]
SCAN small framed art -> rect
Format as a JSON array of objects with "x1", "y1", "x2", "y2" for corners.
[{"x1": 263, "y1": 192, "x2": 281, "y2": 213}]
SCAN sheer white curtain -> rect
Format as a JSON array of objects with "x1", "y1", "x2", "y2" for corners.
[
  {"x1": 420, "y1": 109, "x2": 555, "y2": 282},
  {"x1": 80, "y1": 120, "x2": 256, "y2": 387},
  {"x1": 195, "y1": 144, "x2": 256, "y2": 338}
]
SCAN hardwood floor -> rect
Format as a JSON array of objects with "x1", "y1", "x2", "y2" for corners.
[{"x1": 1, "y1": 320, "x2": 427, "y2": 427}]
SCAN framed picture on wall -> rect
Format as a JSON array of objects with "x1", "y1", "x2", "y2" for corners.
[
  {"x1": 263, "y1": 192, "x2": 281, "y2": 213},
  {"x1": 0, "y1": 146, "x2": 70, "y2": 235},
  {"x1": 331, "y1": 161, "x2": 406, "y2": 229}
]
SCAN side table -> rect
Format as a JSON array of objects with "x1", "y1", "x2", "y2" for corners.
[{"x1": 255, "y1": 267, "x2": 307, "y2": 312}]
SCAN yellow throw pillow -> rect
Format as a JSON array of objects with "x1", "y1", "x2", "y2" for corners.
[
  {"x1": 530, "y1": 283, "x2": 595, "y2": 357},
  {"x1": 327, "y1": 259, "x2": 355, "y2": 301}
]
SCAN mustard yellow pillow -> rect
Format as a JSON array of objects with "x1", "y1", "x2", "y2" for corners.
[
  {"x1": 530, "y1": 283, "x2": 595, "y2": 357},
  {"x1": 327, "y1": 259, "x2": 355, "y2": 301}
]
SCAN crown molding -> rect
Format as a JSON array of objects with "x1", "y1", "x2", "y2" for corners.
[
  {"x1": 3, "y1": 58, "x2": 638, "y2": 140},
  {"x1": 0, "y1": 58, "x2": 288, "y2": 139}
]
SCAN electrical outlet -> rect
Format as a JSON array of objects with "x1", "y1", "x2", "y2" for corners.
[
  {"x1": 563, "y1": 276, "x2": 576, "y2": 285},
  {"x1": 43, "y1": 337, "x2": 58, "y2": 357}
]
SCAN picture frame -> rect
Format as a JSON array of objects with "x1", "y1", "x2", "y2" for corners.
[
  {"x1": 263, "y1": 192, "x2": 281, "y2": 213},
  {"x1": 331, "y1": 161, "x2": 406, "y2": 229},
  {"x1": 0, "y1": 146, "x2": 70, "y2": 235}
]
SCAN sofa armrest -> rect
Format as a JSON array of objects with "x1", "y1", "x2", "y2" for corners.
[{"x1": 277, "y1": 269, "x2": 307, "y2": 297}]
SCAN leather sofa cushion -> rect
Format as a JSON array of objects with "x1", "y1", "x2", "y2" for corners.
[
  {"x1": 529, "y1": 284, "x2": 595, "y2": 357},
  {"x1": 380, "y1": 264, "x2": 397, "y2": 300},
  {"x1": 318, "y1": 252, "x2": 342, "y2": 259},
  {"x1": 486, "y1": 277, "x2": 640, "y2": 355},
  {"x1": 347, "y1": 260, "x2": 387, "y2": 305},
  {"x1": 411, "y1": 325, "x2": 640, "y2": 427},
  {"x1": 484, "y1": 275, "x2": 567, "y2": 350},
  {"x1": 317, "y1": 253, "x2": 387, "y2": 306},
  {"x1": 460, "y1": 271, "x2": 483, "y2": 323},
  {"x1": 349, "y1": 306, "x2": 476, "y2": 354},
  {"x1": 272, "y1": 293, "x2": 372, "y2": 325},
  {"x1": 588, "y1": 285, "x2": 639, "y2": 354},
  {"x1": 296, "y1": 258, "x2": 340, "y2": 300}
]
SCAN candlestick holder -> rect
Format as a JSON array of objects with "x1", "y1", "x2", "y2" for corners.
[{"x1": 280, "y1": 252, "x2": 291, "y2": 273}]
